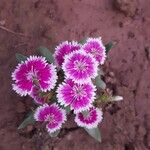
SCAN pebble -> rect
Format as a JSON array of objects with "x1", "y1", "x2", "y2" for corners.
[
  {"x1": 66, "y1": 134, "x2": 72, "y2": 141},
  {"x1": 114, "y1": 0, "x2": 138, "y2": 17},
  {"x1": 0, "y1": 20, "x2": 5, "y2": 26},
  {"x1": 145, "y1": 47, "x2": 150, "y2": 61},
  {"x1": 27, "y1": 125, "x2": 34, "y2": 133}
]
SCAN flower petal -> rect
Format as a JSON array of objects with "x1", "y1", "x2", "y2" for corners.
[{"x1": 75, "y1": 107, "x2": 103, "y2": 129}]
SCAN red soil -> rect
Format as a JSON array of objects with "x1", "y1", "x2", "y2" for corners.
[{"x1": 0, "y1": 0, "x2": 150, "y2": 149}]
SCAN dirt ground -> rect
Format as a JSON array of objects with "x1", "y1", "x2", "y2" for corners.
[{"x1": 0, "y1": 0, "x2": 150, "y2": 150}]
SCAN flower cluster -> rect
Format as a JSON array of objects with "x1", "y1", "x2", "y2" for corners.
[
  {"x1": 56, "y1": 38, "x2": 105, "y2": 128},
  {"x1": 12, "y1": 37, "x2": 106, "y2": 134}
]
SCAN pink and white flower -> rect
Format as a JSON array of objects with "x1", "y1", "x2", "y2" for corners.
[
  {"x1": 34, "y1": 103, "x2": 66, "y2": 134},
  {"x1": 12, "y1": 56, "x2": 58, "y2": 96},
  {"x1": 83, "y1": 37, "x2": 106, "y2": 65},
  {"x1": 62, "y1": 51, "x2": 98, "y2": 84},
  {"x1": 30, "y1": 86, "x2": 45, "y2": 105},
  {"x1": 75, "y1": 107, "x2": 103, "y2": 129},
  {"x1": 54, "y1": 41, "x2": 81, "y2": 67},
  {"x1": 56, "y1": 79, "x2": 96, "y2": 113}
]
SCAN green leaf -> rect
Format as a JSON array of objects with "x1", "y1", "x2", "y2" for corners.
[
  {"x1": 95, "y1": 76, "x2": 106, "y2": 90},
  {"x1": 84, "y1": 127, "x2": 101, "y2": 142},
  {"x1": 37, "y1": 46, "x2": 54, "y2": 64},
  {"x1": 16, "y1": 53, "x2": 27, "y2": 62},
  {"x1": 98, "y1": 68, "x2": 104, "y2": 76},
  {"x1": 49, "y1": 130, "x2": 60, "y2": 137},
  {"x1": 79, "y1": 38, "x2": 87, "y2": 44},
  {"x1": 98, "y1": 93, "x2": 110, "y2": 103},
  {"x1": 82, "y1": 110, "x2": 89, "y2": 117},
  {"x1": 105, "y1": 41, "x2": 117, "y2": 54},
  {"x1": 64, "y1": 106, "x2": 71, "y2": 114},
  {"x1": 18, "y1": 112, "x2": 36, "y2": 129}
]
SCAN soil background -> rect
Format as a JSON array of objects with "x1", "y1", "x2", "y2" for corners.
[{"x1": 0, "y1": 0, "x2": 150, "y2": 150}]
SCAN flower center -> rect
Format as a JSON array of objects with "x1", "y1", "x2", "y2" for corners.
[
  {"x1": 74, "y1": 61, "x2": 86, "y2": 71},
  {"x1": 27, "y1": 66, "x2": 38, "y2": 82},
  {"x1": 73, "y1": 85, "x2": 86, "y2": 99},
  {"x1": 45, "y1": 114, "x2": 55, "y2": 123},
  {"x1": 82, "y1": 110, "x2": 90, "y2": 119},
  {"x1": 91, "y1": 48, "x2": 98, "y2": 56}
]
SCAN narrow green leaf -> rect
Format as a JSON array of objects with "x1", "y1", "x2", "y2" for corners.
[
  {"x1": 65, "y1": 106, "x2": 71, "y2": 114},
  {"x1": 16, "y1": 53, "x2": 27, "y2": 62},
  {"x1": 37, "y1": 46, "x2": 54, "y2": 64},
  {"x1": 84, "y1": 127, "x2": 101, "y2": 142},
  {"x1": 51, "y1": 95, "x2": 58, "y2": 103},
  {"x1": 79, "y1": 38, "x2": 87, "y2": 45},
  {"x1": 98, "y1": 68, "x2": 104, "y2": 76},
  {"x1": 82, "y1": 110, "x2": 89, "y2": 117},
  {"x1": 95, "y1": 76, "x2": 106, "y2": 90},
  {"x1": 105, "y1": 41, "x2": 117, "y2": 54},
  {"x1": 18, "y1": 112, "x2": 35, "y2": 129},
  {"x1": 49, "y1": 130, "x2": 60, "y2": 137}
]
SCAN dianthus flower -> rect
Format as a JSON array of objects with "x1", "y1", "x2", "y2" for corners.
[
  {"x1": 62, "y1": 51, "x2": 98, "y2": 84},
  {"x1": 34, "y1": 103, "x2": 66, "y2": 133},
  {"x1": 83, "y1": 37, "x2": 106, "y2": 65},
  {"x1": 75, "y1": 107, "x2": 103, "y2": 129},
  {"x1": 30, "y1": 86, "x2": 45, "y2": 105},
  {"x1": 54, "y1": 41, "x2": 81, "y2": 67},
  {"x1": 12, "y1": 56, "x2": 57, "y2": 96},
  {"x1": 56, "y1": 79, "x2": 96, "y2": 113}
]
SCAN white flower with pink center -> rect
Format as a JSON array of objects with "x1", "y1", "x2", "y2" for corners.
[
  {"x1": 83, "y1": 37, "x2": 106, "y2": 65},
  {"x1": 75, "y1": 107, "x2": 103, "y2": 129},
  {"x1": 34, "y1": 103, "x2": 66, "y2": 133},
  {"x1": 62, "y1": 51, "x2": 98, "y2": 84},
  {"x1": 54, "y1": 41, "x2": 81, "y2": 67},
  {"x1": 56, "y1": 79, "x2": 96, "y2": 113},
  {"x1": 12, "y1": 56, "x2": 58, "y2": 96}
]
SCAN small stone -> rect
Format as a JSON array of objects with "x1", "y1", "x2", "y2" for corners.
[
  {"x1": 109, "y1": 71, "x2": 115, "y2": 77},
  {"x1": 41, "y1": 144, "x2": 49, "y2": 150},
  {"x1": 119, "y1": 22, "x2": 123, "y2": 28},
  {"x1": 146, "y1": 132, "x2": 150, "y2": 148},
  {"x1": 39, "y1": 132, "x2": 42, "y2": 136},
  {"x1": 0, "y1": 20, "x2": 5, "y2": 26},
  {"x1": 22, "y1": 144, "x2": 26, "y2": 150},
  {"x1": 138, "y1": 126, "x2": 146, "y2": 137},
  {"x1": 145, "y1": 47, "x2": 150, "y2": 61},
  {"x1": 106, "y1": 76, "x2": 116, "y2": 84},
  {"x1": 135, "y1": 142, "x2": 149, "y2": 150},
  {"x1": 124, "y1": 142, "x2": 135, "y2": 150},
  {"x1": 27, "y1": 125, "x2": 34, "y2": 132},
  {"x1": 66, "y1": 134, "x2": 72, "y2": 141},
  {"x1": 128, "y1": 31, "x2": 135, "y2": 39},
  {"x1": 114, "y1": 0, "x2": 138, "y2": 17}
]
